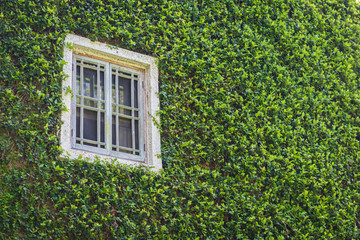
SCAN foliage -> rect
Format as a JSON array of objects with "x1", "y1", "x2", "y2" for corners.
[{"x1": 1, "y1": 0, "x2": 360, "y2": 238}]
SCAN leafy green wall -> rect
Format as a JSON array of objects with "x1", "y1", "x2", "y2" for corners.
[{"x1": 1, "y1": 0, "x2": 360, "y2": 238}]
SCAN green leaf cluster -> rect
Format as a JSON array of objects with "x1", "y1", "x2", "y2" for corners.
[{"x1": 1, "y1": 0, "x2": 360, "y2": 238}]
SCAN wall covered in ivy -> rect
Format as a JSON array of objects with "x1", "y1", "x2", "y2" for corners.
[{"x1": 1, "y1": 0, "x2": 360, "y2": 238}]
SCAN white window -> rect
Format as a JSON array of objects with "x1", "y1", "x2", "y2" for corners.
[{"x1": 61, "y1": 34, "x2": 162, "y2": 171}]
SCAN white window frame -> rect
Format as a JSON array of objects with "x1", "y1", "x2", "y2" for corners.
[{"x1": 60, "y1": 34, "x2": 162, "y2": 171}]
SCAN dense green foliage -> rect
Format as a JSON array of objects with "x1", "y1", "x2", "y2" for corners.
[{"x1": 1, "y1": 0, "x2": 360, "y2": 238}]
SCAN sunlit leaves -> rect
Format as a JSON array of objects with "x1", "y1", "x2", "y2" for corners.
[{"x1": 1, "y1": 0, "x2": 360, "y2": 239}]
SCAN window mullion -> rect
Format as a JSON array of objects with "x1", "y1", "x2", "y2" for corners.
[
  {"x1": 97, "y1": 65, "x2": 100, "y2": 148},
  {"x1": 131, "y1": 74, "x2": 135, "y2": 154},
  {"x1": 105, "y1": 63, "x2": 112, "y2": 153},
  {"x1": 139, "y1": 74, "x2": 144, "y2": 156},
  {"x1": 80, "y1": 61, "x2": 84, "y2": 145},
  {"x1": 115, "y1": 69, "x2": 119, "y2": 150}
]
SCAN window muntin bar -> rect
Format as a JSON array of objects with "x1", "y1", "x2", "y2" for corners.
[
  {"x1": 75, "y1": 138, "x2": 106, "y2": 147},
  {"x1": 111, "y1": 112, "x2": 140, "y2": 120},
  {"x1": 112, "y1": 102, "x2": 139, "y2": 111}
]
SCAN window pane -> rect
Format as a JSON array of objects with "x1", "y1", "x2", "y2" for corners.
[
  {"x1": 112, "y1": 115, "x2": 132, "y2": 149},
  {"x1": 118, "y1": 77, "x2": 131, "y2": 106},
  {"x1": 83, "y1": 67, "x2": 97, "y2": 98},
  {"x1": 112, "y1": 75, "x2": 116, "y2": 104},
  {"x1": 100, "y1": 112, "x2": 105, "y2": 143},
  {"x1": 118, "y1": 117, "x2": 132, "y2": 148},
  {"x1": 112, "y1": 115, "x2": 132, "y2": 148},
  {"x1": 83, "y1": 109, "x2": 97, "y2": 141},
  {"x1": 84, "y1": 62, "x2": 97, "y2": 68},
  {"x1": 135, "y1": 120, "x2": 139, "y2": 150},
  {"x1": 76, "y1": 107, "x2": 80, "y2": 138},
  {"x1": 134, "y1": 80, "x2": 138, "y2": 108},
  {"x1": 112, "y1": 115, "x2": 116, "y2": 146},
  {"x1": 76, "y1": 65, "x2": 80, "y2": 95},
  {"x1": 119, "y1": 107, "x2": 131, "y2": 116},
  {"x1": 100, "y1": 71, "x2": 104, "y2": 100},
  {"x1": 120, "y1": 71, "x2": 131, "y2": 77},
  {"x1": 84, "y1": 99, "x2": 97, "y2": 108},
  {"x1": 84, "y1": 142, "x2": 97, "y2": 147}
]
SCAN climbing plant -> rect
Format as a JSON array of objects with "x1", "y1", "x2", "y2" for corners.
[{"x1": 1, "y1": 0, "x2": 360, "y2": 238}]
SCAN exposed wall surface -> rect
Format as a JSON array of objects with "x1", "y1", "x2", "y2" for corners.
[{"x1": 1, "y1": 0, "x2": 360, "y2": 239}]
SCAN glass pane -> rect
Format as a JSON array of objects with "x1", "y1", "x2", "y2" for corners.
[
  {"x1": 112, "y1": 75, "x2": 116, "y2": 104},
  {"x1": 119, "y1": 149, "x2": 132, "y2": 154},
  {"x1": 112, "y1": 115, "x2": 116, "y2": 145},
  {"x1": 100, "y1": 112, "x2": 105, "y2": 143},
  {"x1": 134, "y1": 80, "x2": 138, "y2": 108},
  {"x1": 84, "y1": 99, "x2": 97, "y2": 108},
  {"x1": 118, "y1": 117, "x2": 132, "y2": 148},
  {"x1": 83, "y1": 67, "x2": 97, "y2": 98},
  {"x1": 135, "y1": 120, "x2": 139, "y2": 150},
  {"x1": 76, "y1": 65, "x2": 80, "y2": 95},
  {"x1": 76, "y1": 107, "x2": 80, "y2": 138},
  {"x1": 84, "y1": 142, "x2": 97, "y2": 147},
  {"x1": 83, "y1": 109, "x2": 97, "y2": 141},
  {"x1": 119, "y1": 107, "x2": 131, "y2": 116},
  {"x1": 120, "y1": 71, "x2": 131, "y2": 77},
  {"x1": 100, "y1": 71, "x2": 104, "y2": 100},
  {"x1": 134, "y1": 111, "x2": 138, "y2": 118},
  {"x1": 84, "y1": 62, "x2": 97, "y2": 68},
  {"x1": 118, "y1": 76, "x2": 131, "y2": 106}
]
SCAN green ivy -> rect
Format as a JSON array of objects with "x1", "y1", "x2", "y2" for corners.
[{"x1": 1, "y1": 0, "x2": 360, "y2": 238}]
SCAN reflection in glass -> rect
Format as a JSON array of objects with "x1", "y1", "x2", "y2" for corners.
[
  {"x1": 83, "y1": 67, "x2": 97, "y2": 98},
  {"x1": 76, "y1": 107, "x2": 80, "y2": 138},
  {"x1": 134, "y1": 80, "x2": 138, "y2": 108},
  {"x1": 83, "y1": 109, "x2": 97, "y2": 141},
  {"x1": 135, "y1": 120, "x2": 139, "y2": 150},
  {"x1": 100, "y1": 71, "x2": 104, "y2": 100},
  {"x1": 118, "y1": 77, "x2": 131, "y2": 106},
  {"x1": 112, "y1": 116, "x2": 132, "y2": 148},
  {"x1": 76, "y1": 65, "x2": 80, "y2": 95}
]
